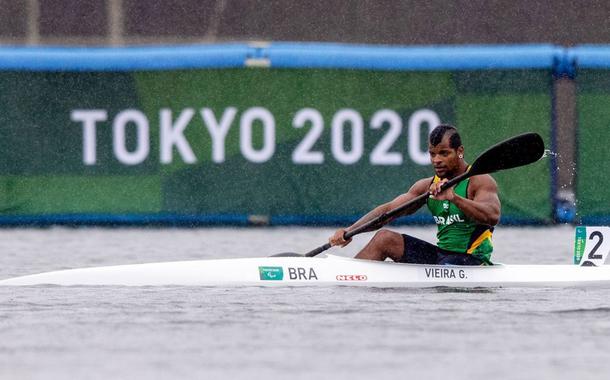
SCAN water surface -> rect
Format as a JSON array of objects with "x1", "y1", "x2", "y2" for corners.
[{"x1": 1, "y1": 226, "x2": 609, "y2": 379}]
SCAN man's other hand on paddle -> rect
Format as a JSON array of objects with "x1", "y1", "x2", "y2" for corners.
[{"x1": 330, "y1": 228, "x2": 352, "y2": 247}]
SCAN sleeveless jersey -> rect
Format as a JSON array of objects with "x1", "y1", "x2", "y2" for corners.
[{"x1": 426, "y1": 176, "x2": 494, "y2": 264}]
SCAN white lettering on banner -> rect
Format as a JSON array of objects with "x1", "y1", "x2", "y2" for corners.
[
  {"x1": 113, "y1": 110, "x2": 150, "y2": 165},
  {"x1": 240, "y1": 107, "x2": 275, "y2": 163},
  {"x1": 201, "y1": 107, "x2": 237, "y2": 163},
  {"x1": 160, "y1": 108, "x2": 196, "y2": 164},
  {"x1": 71, "y1": 109, "x2": 108, "y2": 165},
  {"x1": 408, "y1": 109, "x2": 440, "y2": 165},
  {"x1": 292, "y1": 108, "x2": 324, "y2": 164},
  {"x1": 370, "y1": 109, "x2": 403, "y2": 165},
  {"x1": 70, "y1": 107, "x2": 442, "y2": 166},
  {"x1": 331, "y1": 109, "x2": 364, "y2": 165}
]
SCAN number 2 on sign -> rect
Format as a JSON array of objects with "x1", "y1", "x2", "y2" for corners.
[
  {"x1": 588, "y1": 231, "x2": 604, "y2": 260},
  {"x1": 578, "y1": 227, "x2": 610, "y2": 266}
]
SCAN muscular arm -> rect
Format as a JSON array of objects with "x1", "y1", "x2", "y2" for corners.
[
  {"x1": 434, "y1": 174, "x2": 501, "y2": 226},
  {"x1": 329, "y1": 178, "x2": 433, "y2": 247},
  {"x1": 344, "y1": 177, "x2": 432, "y2": 234}
]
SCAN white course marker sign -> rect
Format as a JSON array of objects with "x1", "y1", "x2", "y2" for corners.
[{"x1": 574, "y1": 226, "x2": 610, "y2": 266}]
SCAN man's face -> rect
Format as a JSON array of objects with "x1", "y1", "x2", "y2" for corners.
[{"x1": 428, "y1": 134, "x2": 463, "y2": 178}]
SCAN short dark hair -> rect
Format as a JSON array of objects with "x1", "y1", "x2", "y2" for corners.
[{"x1": 429, "y1": 124, "x2": 462, "y2": 149}]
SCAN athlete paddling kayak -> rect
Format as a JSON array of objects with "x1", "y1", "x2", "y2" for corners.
[{"x1": 329, "y1": 124, "x2": 500, "y2": 266}]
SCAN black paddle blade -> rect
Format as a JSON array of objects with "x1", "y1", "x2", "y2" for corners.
[
  {"x1": 270, "y1": 252, "x2": 304, "y2": 257},
  {"x1": 469, "y1": 132, "x2": 545, "y2": 176}
]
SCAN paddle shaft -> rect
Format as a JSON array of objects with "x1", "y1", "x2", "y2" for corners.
[{"x1": 304, "y1": 170, "x2": 471, "y2": 257}]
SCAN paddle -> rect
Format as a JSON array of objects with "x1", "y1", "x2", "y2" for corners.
[{"x1": 273, "y1": 132, "x2": 545, "y2": 258}]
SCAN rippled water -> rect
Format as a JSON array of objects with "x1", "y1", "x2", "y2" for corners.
[{"x1": 1, "y1": 226, "x2": 610, "y2": 379}]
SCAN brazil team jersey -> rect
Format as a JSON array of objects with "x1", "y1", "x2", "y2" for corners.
[{"x1": 426, "y1": 176, "x2": 494, "y2": 264}]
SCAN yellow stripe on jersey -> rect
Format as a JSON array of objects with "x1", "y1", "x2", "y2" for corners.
[
  {"x1": 432, "y1": 165, "x2": 472, "y2": 184},
  {"x1": 467, "y1": 229, "x2": 493, "y2": 254}
]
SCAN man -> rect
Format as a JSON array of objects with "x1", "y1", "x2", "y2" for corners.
[{"x1": 329, "y1": 124, "x2": 500, "y2": 265}]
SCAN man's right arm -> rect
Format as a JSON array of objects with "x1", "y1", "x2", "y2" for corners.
[{"x1": 329, "y1": 178, "x2": 432, "y2": 247}]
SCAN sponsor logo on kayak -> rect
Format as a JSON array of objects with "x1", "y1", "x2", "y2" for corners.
[
  {"x1": 423, "y1": 267, "x2": 467, "y2": 279},
  {"x1": 336, "y1": 274, "x2": 368, "y2": 281},
  {"x1": 259, "y1": 266, "x2": 284, "y2": 281}
]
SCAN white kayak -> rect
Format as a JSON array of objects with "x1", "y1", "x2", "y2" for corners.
[
  {"x1": 2, "y1": 253, "x2": 610, "y2": 288},
  {"x1": 2, "y1": 226, "x2": 608, "y2": 288}
]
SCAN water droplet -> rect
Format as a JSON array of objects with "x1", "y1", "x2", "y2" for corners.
[{"x1": 542, "y1": 149, "x2": 558, "y2": 158}]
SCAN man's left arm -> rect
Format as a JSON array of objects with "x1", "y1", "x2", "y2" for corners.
[{"x1": 432, "y1": 175, "x2": 501, "y2": 226}]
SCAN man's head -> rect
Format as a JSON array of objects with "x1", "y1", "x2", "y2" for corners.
[{"x1": 428, "y1": 124, "x2": 465, "y2": 178}]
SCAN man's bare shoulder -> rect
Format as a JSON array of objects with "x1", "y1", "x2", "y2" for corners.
[
  {"x1": 469, "y1": 174, "x2": 498, "y2": 192},
  {"x1": 409, "y1": 177, "x2": 435, "y2": 194}
]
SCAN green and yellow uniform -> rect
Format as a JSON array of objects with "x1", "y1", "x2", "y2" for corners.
[{"x1": 427, "y1": 175, "x2": 494, "y2": 264}]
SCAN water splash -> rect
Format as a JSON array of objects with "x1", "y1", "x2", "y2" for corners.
[{"x1": 542, "y1": 149, "x2": 558, "y2": 158}]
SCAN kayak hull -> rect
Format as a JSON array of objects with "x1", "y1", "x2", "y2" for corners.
[{"x1": 2, "y1": 254, "x2": 610, "y2": 287}]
